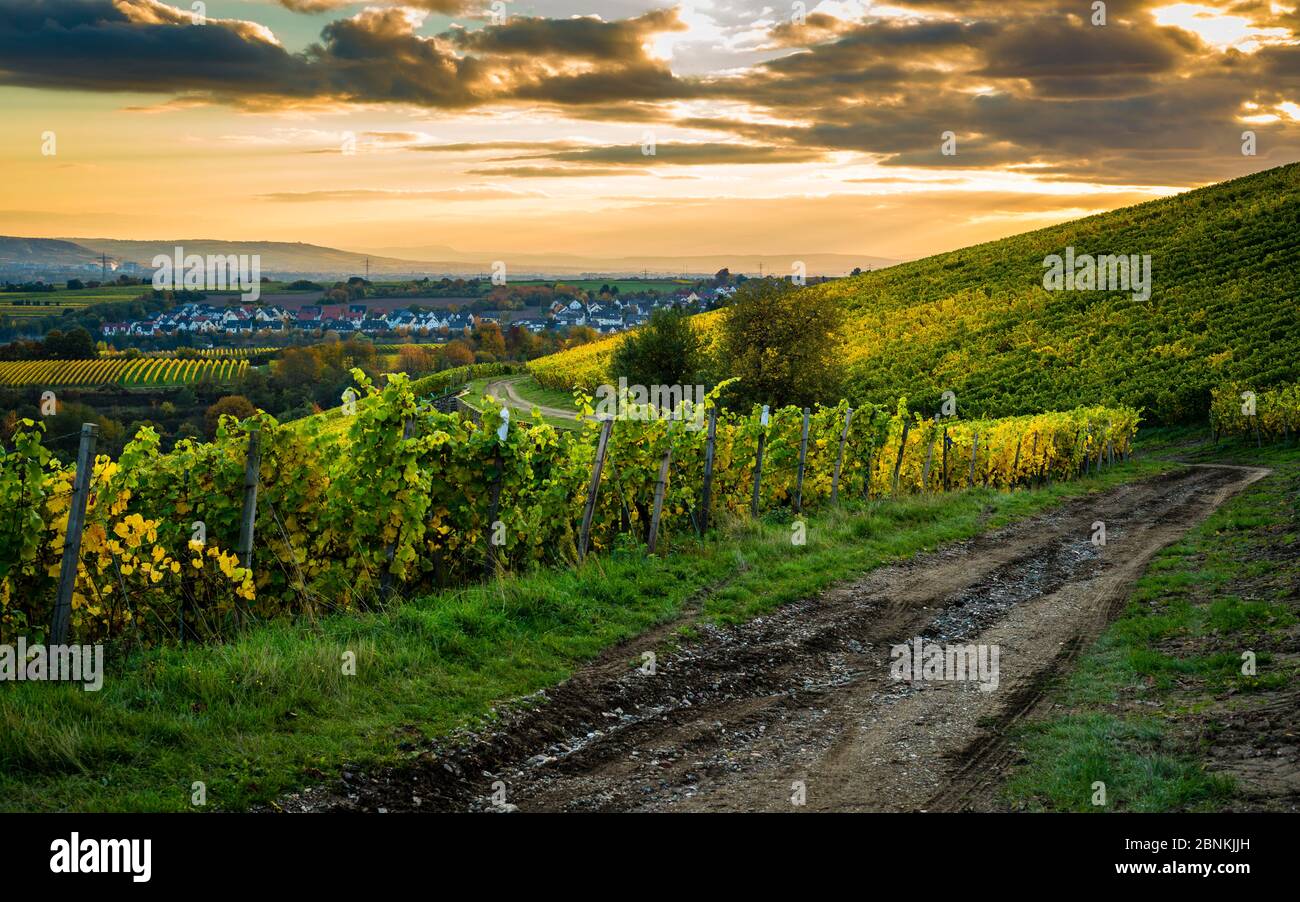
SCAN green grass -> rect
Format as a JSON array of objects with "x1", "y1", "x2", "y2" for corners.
[
  {"x1": 1003, "y1": 429, "x2": 1300, "y2": 812},
  {"x1": 0, "y1": 458, "x2": 1165, "y2": 812},
  {"x1": 462, "y1": 374, "x2": 582, "y2": 431}
]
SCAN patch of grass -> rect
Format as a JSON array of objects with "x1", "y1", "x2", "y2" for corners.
[
  {"x1": 0, "y1": 458, "x2": 1168, "y2": 812},
  {"x1": 1003, "y1": 429, "x2": 1300, "y2": 811},
  {"x1": 1004, "y1": 713, "x2": 1235, "y2": 812}
]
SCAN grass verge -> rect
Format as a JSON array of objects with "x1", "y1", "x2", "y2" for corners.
[
  {"x1": 1, "y1": 458, "x2": 1167, "y2": 812},
  {"x1": 1002, "y1": 430, "x2": 1300, "y2": 812}
]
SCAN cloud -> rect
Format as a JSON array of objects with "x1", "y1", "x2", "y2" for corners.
[
  {"x1": 465, "y1": 166, "x2": 648, "y2": 178},
  {"x1": 257, "y1": 187, "x2": 540, "y2": 201},
  {"x1": 1, "y1": 0, "x2": 1297, "y2": 186},
  {"x1": 0, "y1": 1, "x2": 693, "y2": 109},
  {"x1": 508, "y1": 142, "x2": 828, "y2": 166}
]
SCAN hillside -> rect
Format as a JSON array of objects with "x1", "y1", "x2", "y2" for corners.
[
  {"x1": 62, "y1": 238, "x2": 417, "y2": 274},
  {"x1": 0, "y1": 236, "x2": 100, "y2": 265},
  {"x1": 530, "y1": 162, "x2": 1300, "y2": 424}
]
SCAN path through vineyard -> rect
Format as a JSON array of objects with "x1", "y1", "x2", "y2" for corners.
[
  {"x1": 482, "y1": 375, "x2": 579, "y2": 422},
  {"x1": 282, "y1": 463, "x2": 1266, "y2": 813}
]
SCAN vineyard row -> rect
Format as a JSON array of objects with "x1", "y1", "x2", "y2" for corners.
[{"x1": 1, "y1": 371, "x2": 1138, "y2": 646}]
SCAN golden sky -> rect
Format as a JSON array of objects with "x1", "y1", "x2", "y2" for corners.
[{"x1": 0, "y1": 0, "x2": 1296, "y2": 265}]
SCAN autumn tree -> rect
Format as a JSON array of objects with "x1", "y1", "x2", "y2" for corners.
[
  {"x1": 718, "y1": 278, "x2": 845, "y2": 409},
  {"x1": 204, "y1": 394, "x2": 257, "y2": 439},
  {"x1": 443, "y1": 339, "x2": 475, "y2": 367}
]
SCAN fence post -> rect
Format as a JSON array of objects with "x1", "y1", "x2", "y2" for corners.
[
  {"x1": 891, "y1": 417, "x2": 911, "y2": 496},
  {"x1": 578, "y1": 416, "x2": 614, "y2": 562},
  {"x1": 699, "y1": 405, "x2": 718, "y2": 533},
  {"x1": 484, "y1": 407, "x2": 509, "y2": 580},
  {"x1": 942, "y1": 426, "x2": 950, "y2": 492},
  {"x1": 921, "y1": 420, "x2": 937, "y2": 493},
  {"x1": 237, "y1": 429, "x2": 261, "y2": 572},
  {"x1": 50, "y1": 423, "x2": 98, "y2": 645},
  {"x1": 969, "y1": 431, "x2": 979, "y2": 488},
  {"x1": 831, "y1": 408, "x2": 853, "y2": 505},
  {"x1": 794, "y1": 408, "x2": 810, "y2": 514},
  {"x1": 380, "y1": 418, "x2": 414, "y2": 599},
  {"x1": 647, "y1": 424, "x2": 674, "y2": 554},
  {"x1": 1011, "y1": 432, "x2": 1023, "y2": 485},
  {"x1": 750, "y1": 405, "x2": 769, "y2": 518},
  {"x1": 1026, "y1": 433, "x2": 1038, "y2": 488}
]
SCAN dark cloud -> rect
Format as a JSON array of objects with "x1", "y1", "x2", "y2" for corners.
[
  {"x1": 0, "y1": 1, "x2": 692, "y2": 108},
  {"x1": 0, "y1": 0, "x2": 1296, "y2": 186},
  {"x1": 276, "y1": 0, "x2": 469, "y2": 11},
  {"x1": 509, "y1": 143, "x2": 827, "y2": 166},
  {"x1": 445, "y1": 8, "x2": 685, "y2": 60}
]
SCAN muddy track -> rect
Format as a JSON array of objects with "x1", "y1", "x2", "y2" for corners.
[{"x1": 279, "y1": 464, "x2": 1267, "y2": 814}]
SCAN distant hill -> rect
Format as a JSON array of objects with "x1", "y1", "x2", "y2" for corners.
[
  {"x1": 529, "y1": 162, "x2": 1300, "y2": 424},
  {"x1": 360, "y1": 247, "x2": 901, "y2": 277},
  {"x1": 61, "y1": 238, "x2": 416, "y2": 275},
  {"x1": 0, "y1": 236, "x2": 101, "y2": 266},
  {"x1": 3, "y1": 235, "x2": 897, "y2": 280}
]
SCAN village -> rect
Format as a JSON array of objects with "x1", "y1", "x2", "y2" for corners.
[{"x1": 95, "y1": 285, "x2": 738, "y2": 342}]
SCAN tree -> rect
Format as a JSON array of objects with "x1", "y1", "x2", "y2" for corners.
[
  {"x1": 718, "y1": 278, "x2": 845, "y2": 409},
  {"x1": 443, "y1": 339, "x2": 475, "y2": 367},
  {"x1": 610, "y1": 307, "x2": 702, "y2": 389},
  {"x1": 566, "y1": 325, "x2": 599, "y2": 347},
  {"x1": 475, "y1": 322, "x2": 506, "y2": 358},
  {"x1": 397, "y1": 344, "x2": 437, "y2": 376},
  {"x1": 204, "y1": 395, "x2": 257, "y2": 439},
  {"x1": 44, "y1": 327, "x2": 96, "y2": 359}
]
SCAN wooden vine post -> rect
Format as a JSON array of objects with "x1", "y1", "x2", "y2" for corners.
[
  {"x1": 891, "y1": 417, "x2": 911, "y2": 497},
  {"x1": 751, "y1": 405, "x2": 769, "y2": 518},
  {"x1": 921, "y1": 418, "x2": 937, "y2": 493},
  {"x1": 699, "y1": 405, "x2": 718, "y2": 533},
  {"x1": 380, "y1": 418, "x2": 414, "y2": 600},
  {"x1": 484, "y1": 407, "x2": 509, "y2": 579},
  {"x1": 50, "y1": 423, "x2": 98, "y2": 645},
  {"x1": 793, "y1": 408, "x2": 810, "y2": 514},
  {"x1": 830, "y1": 408, "x2": 854, "y2": 505},
  {"x1": 647, "y1": 423, "x2": 675, "y2": 554},
  {"x1": 578, "y1": 416, "x2": 615, "y2": 562}
]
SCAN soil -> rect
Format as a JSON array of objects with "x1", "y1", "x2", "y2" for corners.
[{"x1": 276, "y1": 463, "x2": 1269, "y2": 813}]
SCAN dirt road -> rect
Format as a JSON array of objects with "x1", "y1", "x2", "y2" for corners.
[
  {"x1": 482, "y1": 375, "x2": 578, "y2": 422},
  {"x1": 281, "y1": 464, "x2": 1267, "y2": 813}
]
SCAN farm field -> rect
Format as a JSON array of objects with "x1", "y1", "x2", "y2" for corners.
[{"x1": 0, "y1": 356, "x2": 249, "y2": 387}]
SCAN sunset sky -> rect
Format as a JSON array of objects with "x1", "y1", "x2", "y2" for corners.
[{"x1": 1, "y1": 0, "x2": 1297, "y2": 264}]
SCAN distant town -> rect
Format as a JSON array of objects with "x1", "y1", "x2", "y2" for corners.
[{"x1": 96, "y1": 286, "x2": 739, "y2": 342}]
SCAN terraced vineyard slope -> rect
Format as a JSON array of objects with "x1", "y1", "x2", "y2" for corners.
[{"x1": 531, "y1": 163, "x2": 1300, "y2": 424}]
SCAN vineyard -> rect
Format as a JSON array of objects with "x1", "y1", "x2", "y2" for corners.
[
  {"x1": 0, "y1": 356, "x2": 250, "y2": 387},
  {"x1": 1, "y1": 364, "x2": 1136, "y2": 646},
  {"x1": 529, "y1": 162, "x2": 1300, "y2": 424},
  {"x1": 1210, "y1": 382, "x2": 1300, "y2": 443},
  {"x1": 102, "y1": 347, "x2": 277, "y2": 359}
]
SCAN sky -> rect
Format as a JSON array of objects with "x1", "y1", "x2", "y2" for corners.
[{"x1": 0, "y1": 0, "x2": 1296, "y2": 264}]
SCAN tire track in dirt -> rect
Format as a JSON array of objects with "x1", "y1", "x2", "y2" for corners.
[{"x1": 278, "y1": 464, "x2": 1266, "y2": 814}]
